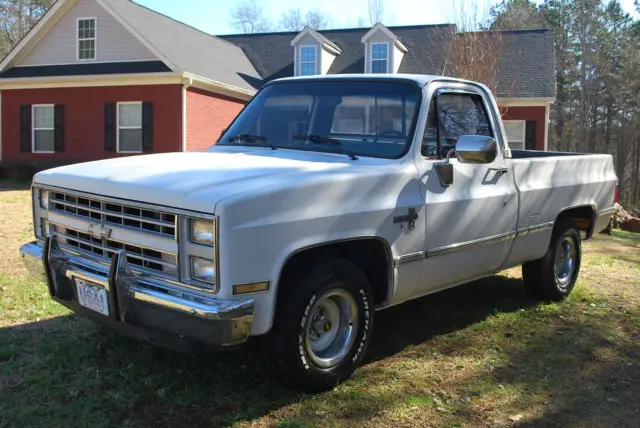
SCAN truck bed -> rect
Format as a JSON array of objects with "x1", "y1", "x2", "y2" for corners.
[
  {"x1": 510, "y1": 149, "x2": 589, "y2": 159},
  {"x1": 510, "y1": 151, "x2": 616, "y2": 232}
]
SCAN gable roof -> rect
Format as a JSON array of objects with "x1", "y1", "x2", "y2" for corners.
[
  {"x1": 493, "y1": 28, "x2": 556, "y2": 98},
  {"x1": 0, "y1": 0, "x2": 555, "y2": 100},
  {"x1": 103, "y1": 0, "x2": 261, "y2": 91},
  {"x1": 220, "y1": 25, "x2": 556, "y2": 99},
  {"x1": 290, "y1": 28, "x2": 342, "y2": 54},
  {"x1": 0, "y1": 0, "x2": 261, "y2": 94},
  {"x1": 361, "y1": 23, "x2": 408, "y2": 52},
  {"x1": 220, "y1": 25, "x2": 455, "y2": 85}
]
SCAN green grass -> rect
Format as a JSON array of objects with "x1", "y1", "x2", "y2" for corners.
[
  {"x1": 1, "y1": 189, "x2": 639, "y2": 427},
  {"x1": 611, "y1": 229, "x2": 640, "y2": 246}
]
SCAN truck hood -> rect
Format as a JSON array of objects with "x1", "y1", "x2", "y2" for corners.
[{"x1": 34, "y1": 147, "x2": 394, "y2": 213}]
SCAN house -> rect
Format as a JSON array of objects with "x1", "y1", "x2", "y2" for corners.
[{"x1": 0, "y1": 0, "x2": 555, "y2": 168}]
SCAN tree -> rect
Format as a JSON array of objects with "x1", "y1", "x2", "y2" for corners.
[
  {"x1": 0, "y1": 0, "x2": 54, "y2": 58},
  {"x1": 229, "y1": 0, "x2": 271, "y2": 34},
  {"x1": 279, "y1": 8, "x2": 304, "y2": 31},
  {"x1": 305, "y1": 9, "x2": 331, "y2": 30},
  {"x1": 530, "y1": 0, "x2": 640, "y2": 209},
  {"x1": 442, "y1": 30, "x2": 504, "y2": 96},
  {"x1": 368, "y1": 0, "x2": 384, "y2": 25},
  {"x1": 489, "y1": 0, "x2": 547, "y2": 30},
  {"x1": 280, "y1": 8, "x2": 331, "y2": 31}
]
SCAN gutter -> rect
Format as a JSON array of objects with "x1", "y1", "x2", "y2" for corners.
[
  {"x1": 182, "y1": 72, "x2": 257, "y2": 101},
  {"x1": 0, "y1": 72, "x2": 183, "y2": 89}
]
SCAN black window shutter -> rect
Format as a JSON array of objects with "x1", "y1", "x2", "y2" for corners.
[
  {"x1": 54, "y1": 105, "x2": 65, "y2": 152},
  {"x1": 142, "y1": 102, "x2": 154, "y2": 153},
  {"x1": 104, "y1": 103, "x2": 116, "y2": 152},
  {"x1": 525, "y1": 121, "x2": 537, "y2": 150},
  {"x1": 20, "y1": 105, "x2": 32, "y2": 152}
]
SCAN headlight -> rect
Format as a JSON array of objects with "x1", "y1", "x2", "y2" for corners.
[
  {"x1": 40, "y1": 190, "x2": 50, "y2": 209},
  {"x1": 190, "y1": 257, "x2": 215, "y2": 284},
  {"x1": 190, "y1": 219, "x2": 215, "y2": 246}
]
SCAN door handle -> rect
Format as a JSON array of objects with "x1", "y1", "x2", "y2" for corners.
[{"x1": 489, "y1": 167, "x2": 509, "y2": 175}]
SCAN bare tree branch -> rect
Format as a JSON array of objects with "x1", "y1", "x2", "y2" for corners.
[
  {"x1": 279, "y1": 8, "x2": 304, "y2": 31},
  {"x1": 229, "y1": 0, "x2": 271, "y2": 34},
  {"x1": 368, "y1": 0, "x2": 384, "y2": 25}
]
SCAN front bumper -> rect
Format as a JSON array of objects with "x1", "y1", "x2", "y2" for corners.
[{"x1": 19, "y1": 237, "x2": 254, "y2": 350}]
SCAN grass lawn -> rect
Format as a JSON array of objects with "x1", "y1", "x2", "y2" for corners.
[{"x1": 1, "y1": 183, "x2": 638, "y2": 427}]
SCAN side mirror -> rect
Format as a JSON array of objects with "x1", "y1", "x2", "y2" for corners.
[
  {"x1": 434, "y1": 148, "x2": 456, "y2": 187},
  {"x1": 455, "y1": 135, "x2": 497, "y2": 164}
]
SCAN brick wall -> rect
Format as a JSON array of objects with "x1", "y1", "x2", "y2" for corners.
[
  {"x1": 185, "y1": 87, "x2": 246, "y2": 152},
  {"x1": 1, "y1": 84, "x2": 183, "y2": 165}
]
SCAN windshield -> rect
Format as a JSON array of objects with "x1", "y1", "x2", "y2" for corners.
[{"x1": 217, "y1": 80, "x2": 421, "y2": 159}]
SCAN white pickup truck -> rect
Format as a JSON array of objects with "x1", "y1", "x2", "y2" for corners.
[{"x1": 20, "y1": 75, "x2": 617, "y2": 390}]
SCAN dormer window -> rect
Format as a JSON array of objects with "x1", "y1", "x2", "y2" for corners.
[
  {"x1": 371, "y1": 42, "x2": 389, "y2": 73},
  {"x1": 299, "y1": 45, "x2": 317, "y2": 76},
  {"x1": 362, "y1": 23, "x2": 408, "y2": 74},
  {"x1": 291, "y1": 29, "x2": 341, "y2": 76},
  {"x1": 77, "y1": 18, "x2": 96, "y2": 60}
]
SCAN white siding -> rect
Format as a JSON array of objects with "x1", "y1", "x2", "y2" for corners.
[
  {"x1": 393, "y1": 44, "x2": 404, "y2": 73},
  {"x1": 18, "y1": 0, "x2": 157, "y2": 66},
  {"x1": 321, "y1": 47, "x2": 336, "y2": 75}
]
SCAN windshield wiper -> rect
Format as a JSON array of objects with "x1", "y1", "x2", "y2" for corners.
[
  {"x1": 293, "y1": 134, "x2": 358, "y2": 160},
  {"x1": 227, "y1": 134, "x2": 276, "y2": 150}
]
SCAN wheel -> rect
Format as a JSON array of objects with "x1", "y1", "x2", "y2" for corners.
[
  {"x1": 522, "y1": 218, "x2": 582, "y2": 301},
  {"x1": 266, "y1": 259, "x2": 374, "y2": 391}
]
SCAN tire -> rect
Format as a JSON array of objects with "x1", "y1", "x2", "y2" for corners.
[
  {"x1": 522, "y1": 218, "x2": 582, "y2": 301},
  {"x1": 266, "y1": 259, "x2": 375, "y2": 392}
]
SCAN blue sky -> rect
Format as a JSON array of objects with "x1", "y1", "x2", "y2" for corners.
[{"x1": 135, "y1": 0, "x2": 639, "y2": 35}]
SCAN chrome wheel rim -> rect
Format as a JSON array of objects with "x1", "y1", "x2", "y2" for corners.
[
  {"x1": 554, "y1": 236, "x2": 577, "y2": 288},
  {"x1": 304, "y1": 289, "x2": 359, "y2": 369}
]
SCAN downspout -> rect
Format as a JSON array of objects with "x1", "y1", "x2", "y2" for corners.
[
  {"x1": 544, "y1": 102, "x2": 551, "y2": 151},
  {"x1": 182, "y1": 77, "x2": 193, "y2": 152}
]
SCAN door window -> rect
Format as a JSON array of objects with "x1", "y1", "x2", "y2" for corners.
[{"x1": 422, "y1": 92, "x2": 494, "y2": 159}]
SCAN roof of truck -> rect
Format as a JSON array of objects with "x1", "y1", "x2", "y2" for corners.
[{"x1": 269, "y1": 73, "x2": 483, "y2": 89}]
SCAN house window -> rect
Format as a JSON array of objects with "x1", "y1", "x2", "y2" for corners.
[
  {"x1": 32, "y1": 104, "x2": 55, "y2": 153},
  {"x1": 503, "y1": 120, "x2": 526, "y2": 150},
  {"x1": 118, "y1": 102, "x2": 143, "y2": 153},
  {"x1": 299, "y1": 45, "x2": 317, "y2": 76},
  {"x1": 77, "y1": 18, "x2": 96, "y2": 60},
  {"x1": 371, "y1": 42, "x2": 389, "y2": 73}
]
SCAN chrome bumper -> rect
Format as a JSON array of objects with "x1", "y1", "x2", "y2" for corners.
[{"x1": 19, "y1": 237, "x2": 254, "y2": 348}]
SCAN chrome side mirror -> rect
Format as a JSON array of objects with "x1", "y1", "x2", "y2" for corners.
[{"x1": 455, "y1": 135, "x2": 497, "y2": 164}]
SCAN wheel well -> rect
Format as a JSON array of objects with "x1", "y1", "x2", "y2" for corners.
[
  {"x1": 557, "y1": 205, "x2": 596, "y2": 238},
  {"x1": 277, "y1": 239, "x2": 391, "y2": 307}
]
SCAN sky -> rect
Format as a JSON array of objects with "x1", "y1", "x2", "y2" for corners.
[{"x1": 135, "y1": 0, "x2": 639, "y2": 36}]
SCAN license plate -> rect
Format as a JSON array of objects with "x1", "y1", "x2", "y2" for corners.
[{"x1": 76, "y1": 279, "x2": 109, "y2": 316}]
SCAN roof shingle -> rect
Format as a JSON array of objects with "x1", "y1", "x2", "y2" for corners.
[
  {"x1": 220, "y1": 25, "x2": 556, "y2": 98},
  {"x1": 104, "y1": 0, "x2": 262, "y2": 92}
]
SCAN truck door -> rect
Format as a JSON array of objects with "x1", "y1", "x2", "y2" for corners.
[{"x1": 414, "y1": 84, "x2": 518, "y2": 294}]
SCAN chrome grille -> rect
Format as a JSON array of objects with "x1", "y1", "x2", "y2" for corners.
[
  {"x1": 51, "y1": 192, "x2": 176, "y2": 238},
  {"x1": 54, "y1": 225, "x2": 178, "y2": 276}
]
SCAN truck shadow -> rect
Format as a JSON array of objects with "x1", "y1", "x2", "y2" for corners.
[
  {"x1": 1, "y1": 273, "x2": 538, "y2": 427},
  {"x1": 366, "y1": 274, "x2": 536, "y2": 363}
]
